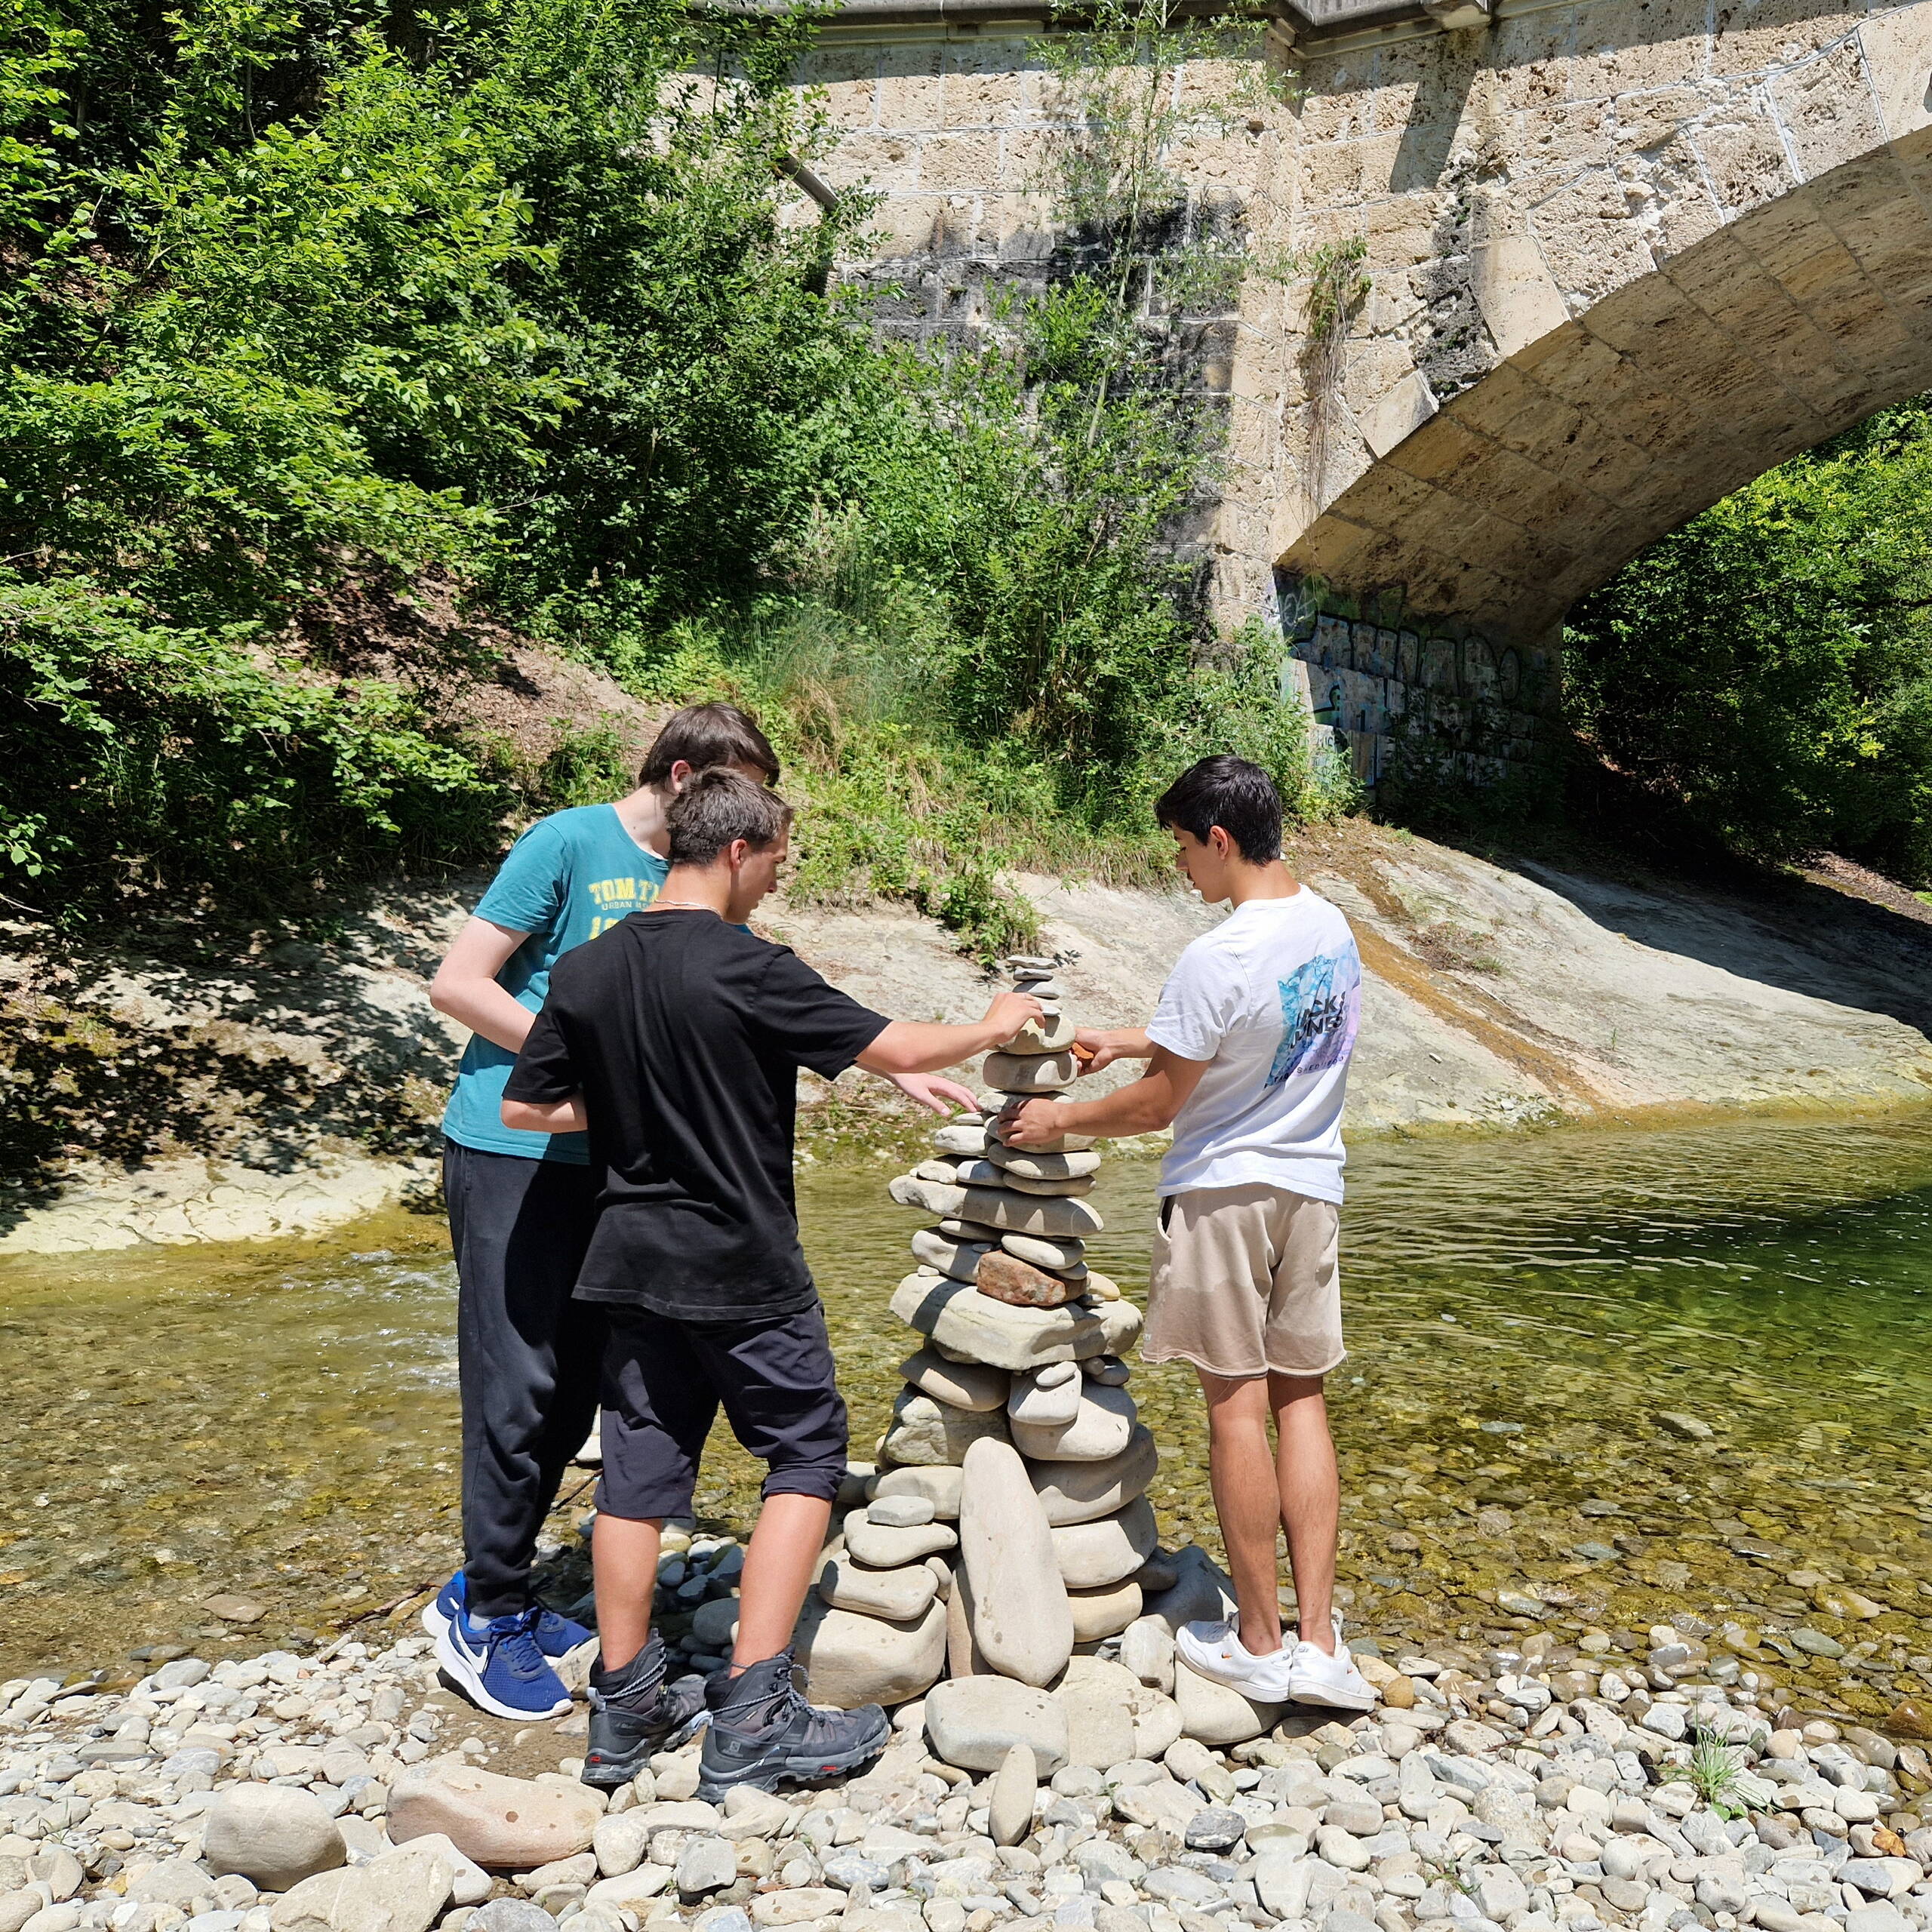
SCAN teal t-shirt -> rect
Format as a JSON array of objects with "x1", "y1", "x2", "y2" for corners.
[{"x1": 441, "y1": 804, "x2": 669, "y2": 1163}]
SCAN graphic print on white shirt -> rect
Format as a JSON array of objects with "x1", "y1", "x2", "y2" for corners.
[
  {"x1": 1146, "y1": 888, "x2": 1361, "y2": 1204},
  {"x1": 1268, "y1": 946, "x2": 1361, "y2": 1086}
]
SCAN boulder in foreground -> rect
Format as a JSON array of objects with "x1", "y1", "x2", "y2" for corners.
[{"x1": 389, "y1": 1762, "x2": 601, "y2": 1869}]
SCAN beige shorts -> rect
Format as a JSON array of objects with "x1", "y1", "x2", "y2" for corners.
[{"x1": 1143, "y1": 1183, "x2": 1345, "y2": 1380}]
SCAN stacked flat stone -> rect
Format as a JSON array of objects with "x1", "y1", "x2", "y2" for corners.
[{"x1": 768, "y1": 958, "x2": 1290, "y2": 1789}]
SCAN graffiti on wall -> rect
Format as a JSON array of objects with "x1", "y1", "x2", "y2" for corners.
[{"x1": 1275, "y1": 580, "x2": 1558, "y2": 792}]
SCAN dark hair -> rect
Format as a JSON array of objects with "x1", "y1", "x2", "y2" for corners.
[
  {"x1": 666, "y1": 769, "x2": 794, "y2": 869},
  {"x1": 1153, "y1": 755, "x2": 1283, "y2": 863},
  {"x1": 639, "y1": 702, "x2": 780, "y2": 790}
]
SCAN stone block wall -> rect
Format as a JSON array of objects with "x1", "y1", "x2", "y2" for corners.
[{"x1": 1278, "y1": 580, "x2": 1561, "y2": 791}]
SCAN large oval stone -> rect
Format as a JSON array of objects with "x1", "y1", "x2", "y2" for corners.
[
  {"x1": 959, "y1": 1438, "x2": 1072, "y2": 1687},
  {"x1": 977, "y1": 1250, "x2": 1080, "y2": 1308},
  {"x1": 1051, "y1": 1495, "x2": 1159, "y2": 1586},
  {"x1": 1069, "y1": 1578, "x2": 1143, "y2": 1640},
  {"x1": 899, "y1": 1346, "x2": 1009, "y2": 1413},
  {"x1": 1032, "y1": 1429, "x2": 1159, "y2": 1525},
  {"x1": 924, "y1": 1676, "x2": 1069, "y2": 1776},
  {"x1": 817, "y1": 1555, "x2": 940, "y2": 1622},
  {"x1": 910, "y1": 1228, "x2": 994, "y2": 1285},
  {"x1": 891, "y1": 1271, "x2": 1103, "y2": 1371},
  {"x1": 203, "y1": 1786, "x2": 346, "y2": 1892},
  {"x1": 871, "y1": 1464, "x2": 964, "y2": 1518},
  {"x1": 389, "y1": 1764, "x2": 601, "y2": 1869},
  {"x1": 881, "y1": 1387, "x2": 1011, "y2": 1466},
  {"x1": 1174, "y1": 1655, "x2": 1284, "y2": 1746},
  {"x1": 982, "y1": 1051, "x2": 1077, "y2": 1092},
  {"x1": 958, "y1": 1187, "x2": 1103, "y2": 1238},
  {"x1": 793, "y1": 1595, "x2": 948, "y2": 1709},
  {"x1": 1010, "y1": 1380, "x2": 1137, "y2": 1463},
  {"x1": 841, "y1": 1506, "x2": 956, "y2": 1567}
]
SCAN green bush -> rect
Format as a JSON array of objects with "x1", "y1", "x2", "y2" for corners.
[
  {"x1": 2, "y1": 0, "x2": 1343, "y2": 930},
  {"x1": 0, "y1": 575, "x2": 507, "y2": 906}
]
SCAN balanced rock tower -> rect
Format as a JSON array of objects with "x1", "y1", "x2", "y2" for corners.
[{"x1": 779, "y1": 955, "x2": 1267, "y2": 1792}]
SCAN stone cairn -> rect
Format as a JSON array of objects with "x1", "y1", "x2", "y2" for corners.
[{"x1": 777, "y1": 955, "x2": 1280, "y2": 1804}]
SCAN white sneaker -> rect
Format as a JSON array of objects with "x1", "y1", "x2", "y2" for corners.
[
  {"x1": 572, "y1": 1412, "x2": 603, "y2": 1468},
  {"x1": 1284, "y1": 1615, "x2": 1377, "y2": 1712},
  {"x1": 1175, "y1": 1619, "x2": 1295, "y2": 1702}
]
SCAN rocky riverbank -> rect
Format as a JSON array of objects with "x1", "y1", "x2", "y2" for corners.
[
  {"x1": 5, "y1": 1516, "x2": 1930, "y2": 1932},
  {"x1": 8, "y1": 823, "x2": 1932, "y2": 1257}
]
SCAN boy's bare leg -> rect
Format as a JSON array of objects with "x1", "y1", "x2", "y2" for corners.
[
  {"x1": 592, "y1": 1512, "x2": 662, "y2": 1670},
  {"x1": 1198, "y1": 1370, "x2": 1287, "y2": 1658},
  {"x1": 1271, "y1": 1371, "x2": 1340, "y2": 1653},
  {"x1": 730, "y1": 1492, "x2": 833, "y2": 1672}
]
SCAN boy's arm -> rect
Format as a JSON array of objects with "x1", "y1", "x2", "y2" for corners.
[
  {"x1": 430, "y1": 917, "x2": 538, "y2": 1053},
  {"x1": 855, "y1": 991, "x2": 1044, "y2": 1078},
  {"x1": 1001, "y1": 1045, "x2": 1210, "y2": 1144},
  {"x1": 500, "y1": 997, "x2": 585, "y2": 1135},
  {"x1": 501, "y1": 1094, "x2": 588, "y2": 1134}
]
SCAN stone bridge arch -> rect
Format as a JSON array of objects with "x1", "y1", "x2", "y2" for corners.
[
  {"x1": 1273, "y1": 4, "x2": 1932, "y2": 651},
  {"x1": 797, "y1": 0, "x2": 1932, "y2": 777}
]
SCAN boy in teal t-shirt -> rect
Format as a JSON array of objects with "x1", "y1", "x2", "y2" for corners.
[
  {"x1": 421, "y1": 703, "x2": 977, "y2": 1723},
  {"x1": 438, "y1": 807, "x2": 670, "y2": 1161}
]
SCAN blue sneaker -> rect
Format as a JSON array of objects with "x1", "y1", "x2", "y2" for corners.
[
  {"x1": 423, "y1": 1571, "x2": 594, "y2": 1661},
  {"x1": 432, "y1": 1604, "x2": 574, "y2": 1721}
]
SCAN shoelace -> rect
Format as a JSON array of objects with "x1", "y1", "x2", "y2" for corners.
[
  {"x1": 480, "y1": 1607, "x2": 552, "y2": 1681},
  {"x1": 712, "y1": 1654, "x2": 804, "y2": 1732}
]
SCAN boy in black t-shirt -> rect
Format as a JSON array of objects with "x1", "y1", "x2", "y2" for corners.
[{"x1": 503, "y1": 771, "x2": 1041, "y2": 1797}]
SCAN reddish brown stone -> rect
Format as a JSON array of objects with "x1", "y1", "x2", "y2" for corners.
[
  {"x1": 1888, "y1": 1697, "x2": 1932, "y2": 1741},
  {"x1": 975, "y1": 1250, "x2": 1079, "y2": 1308}
]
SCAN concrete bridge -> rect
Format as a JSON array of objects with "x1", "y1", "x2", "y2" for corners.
[{"x1": 794, "y1": 0, "x2": 1932, "y2": 781}]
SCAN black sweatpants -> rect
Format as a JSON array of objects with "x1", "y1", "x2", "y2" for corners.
[{"x1": 444, "y1": 1140, "x2": 605, "y2": 1619}]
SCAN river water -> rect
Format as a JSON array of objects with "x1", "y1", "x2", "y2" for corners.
[{"x1": 2, "y1": 1114, "x2": 1929, "y2": 1723}]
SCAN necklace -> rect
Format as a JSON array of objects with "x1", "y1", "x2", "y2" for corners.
[{"x1": 650, "y1": 900, "x2": 720, "y2": 912}]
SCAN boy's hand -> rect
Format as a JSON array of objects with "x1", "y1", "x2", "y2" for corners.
[
  {"x1": 1072, "y1": 1029, "x2": 1119, "y2": 1073},
  {"x1": 887, "y1": 1072, "x2": 981, "y2": 1117},
  {"x1": 983, "y1": 989, "x2": 1044, "y2": 1042},
  {"x1": 999, "y1": 1095, "x2": 1068, "y2": 1147}
]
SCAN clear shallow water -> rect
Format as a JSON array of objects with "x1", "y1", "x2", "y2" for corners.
[{"x1": 2, "y1": 1115, "x2": 1929, "y2": 1718}]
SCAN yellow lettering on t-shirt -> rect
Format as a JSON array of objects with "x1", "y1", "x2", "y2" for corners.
[{"x1": 585, "y1": 875, "x2": 660, "y2": 939}]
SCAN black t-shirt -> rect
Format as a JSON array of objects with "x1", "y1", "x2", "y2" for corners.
[{"x1": 503, "y1": 910, "x2": 890, "y2": 1320}]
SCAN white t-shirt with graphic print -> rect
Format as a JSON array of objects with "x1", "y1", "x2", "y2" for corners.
[{"x1": 1146, "y1": 887, "x2": 1361, "y2": 1203}]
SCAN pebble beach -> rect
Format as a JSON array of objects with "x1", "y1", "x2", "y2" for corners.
[{"x1": 4, "y1": 1529, "x2": 1930, "y2": 1932}]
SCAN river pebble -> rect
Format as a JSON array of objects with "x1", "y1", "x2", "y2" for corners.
[{"x1": 9, "y1": 1605, "x2": 1923, "y2": 1932}]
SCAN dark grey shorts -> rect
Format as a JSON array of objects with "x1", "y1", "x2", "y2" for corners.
[{"x1": 595, "y1": 1301, "x2": 849, "y2": 1521}]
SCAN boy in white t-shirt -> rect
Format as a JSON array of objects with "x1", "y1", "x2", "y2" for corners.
[{"x1": 1001, "y1": 755, "x2": 1373, "y2": 1711}]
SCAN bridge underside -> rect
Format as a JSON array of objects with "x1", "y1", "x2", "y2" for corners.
[{"x1": 1281, "y1": 129, "x2": 1932, "y2": 646}]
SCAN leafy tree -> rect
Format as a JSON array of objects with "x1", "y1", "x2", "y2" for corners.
[{"x1": 1567, "y1": 398, "x2": 1932, "y2": 879}]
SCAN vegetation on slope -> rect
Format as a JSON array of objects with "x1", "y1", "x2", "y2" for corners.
[{"x1": 0, "y1": 0, "x2": 1340, "y2": 958}]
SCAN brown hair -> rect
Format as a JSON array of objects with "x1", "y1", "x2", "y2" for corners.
[
  {"x1": 666, "y1": 769, "x2": 794, "y2": 869},
  {"x1": 638, "y1": 702, "x2": 780, "y2": 790}
]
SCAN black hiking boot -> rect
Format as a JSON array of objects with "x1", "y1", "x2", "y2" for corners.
[
  {"x1": 581, "y1": 1632, "x2": 708, "y2": 1789},
  {"x1": 696, "y1": 1647, "x2": 889, "y2": 1800}
]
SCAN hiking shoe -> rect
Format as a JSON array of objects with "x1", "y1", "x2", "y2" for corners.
[
  {"x1": 433, "y1": 1603, "x2": 574, "y2": 1721},
  {"x1": 1284, "y1": 1613, "x2": 1377, "y2": 1712},
  {"x1": 422, "y1": 1570, "x2": 594, "y2": 1661},
  {"x1": 697, "y1": 1648, "x2": 889, "y2": 1801},
  {"x1": 583, "y1": 1632, "x2": 708, "y2": 1789},
  {"x1": 1175, "y1": 1618, "x2": 1295, "y2": 1703}
]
